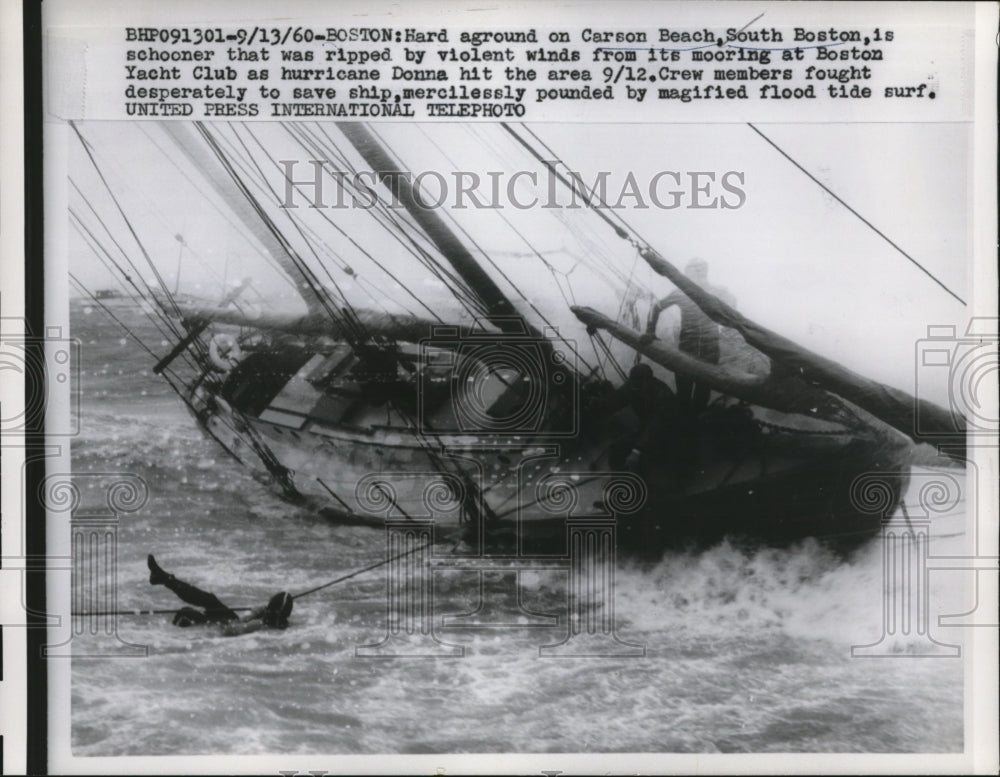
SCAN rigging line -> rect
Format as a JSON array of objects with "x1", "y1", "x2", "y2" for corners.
[
  {"x1": 66, "y1": 191, "x2": 186, "y2": 340},
  {"x1": 69, "y1": 222, "x2": 179, "y2": 355},
  {"x1": 514, "y1": 123, "x2": 638, "y2": 242},
  {"x1": 464, "y1": 125, "x2": 624, "y2": 292},
  {"x1": 134, "y1": 122, "x2": 293, "y2": 285},
  {"x1": 257, "y1": 130, "x2": 427, "y2": 321},
  {"x1": 252, "y1": 130, "x2": 415, "y2": 320},
  {"x1": 241, "y1": 131, "x2": 427, "y2": 352},
  {"x1": 68, "y1": 211, "x2": 192, "y2": 357},
  {"x1": 68, "y1": 209, "x2": 152, "y2": 304},
  {"x1": 238, "y1": 127, "x2": 355, "y2": 274},
  {"x1": 363, "y1": 126, "x2": 502, "y2": 313},
  {"x1": 69, "y1": 273, "x2": 196, "y2": 390},
  {"x1": 235, "y1": 126, "x2": 357, "y2": 316},
  {"x1": 70, "y1": 122, "x2": 186, "y2": 323},
  {"x1": 292, "y1": 540, "x2": 436, "y2": 600},
  {"x1": 518, "y1": 123, "x2": 648, "y2": 254},
  {"x1": 510, "y1": 124, "x2": 666, "y2": 295},
  {"x1": 69, "y1": 208, "x2": 213, "y2": 373},
  {"x1": 509, "y1": 125, "x2": 704, "y2": 336},
  {"x1": 303, "y1": 125, "x2": 488, "y2": 317},
  {"x1": 372, "y1": 208, "x2": 488, "y2": 319},
  {"x1": 69, "y1": 230, "x2": 196, "y2": 379},
  {"x1": 69, "y1": 178, "x2": 152, "y2": 278},
  {"x1": 401, "y1": 126, "x2": 536, "y2": 288},
  {"x1": 197, "y1": 124, "x2": 355, "y2": 341},
  {"x1": 91, "y1": 128, "x2": 242, "y2": 295},
  {"x1": 71, "y1": 542, "x2": 434, "y2": 617},
  {"x1": 197, "y1": 124, "x2": 322, "y2": 290},
  {"x1": 68, "y1": 273, "x2": 200, "y2": 400},
  {"x1": 72, "y1": 184, "x2": 209, "y2": 381},
  {"x1": 71, "y1": 175, "x2": 236, "y2": 322},
  {"x1": 590, "y1": 330, "x2": 628, "y2": 381},
  {"x1": 326, "y1": 125, "x2": 488, "y2": 315},
  {"x1": 69, "y1": 275, "x2": 163, "y2": 362},
  {"x1": 353, "y1": 277, "x2": 424, "y2": 322},
  {"x1": 306, "y1": 125, "x2": 474, "y2": 304},
  {"x1": 72, "y1": 606, "x2": 255, "y2": 617},
  {"x1": 419, "y1": 126, "x2": 594, "y2": 310},
  {"x1": 293, "y1": 128, "x2": 480, "y2": 320},
  {"x1": 468, "y1": 214, "x2": 597, "y2": 371},
  {"x1": 746, "y1": 122, "x2": 965, "y2": 306},
  {"x1": 480, "y1": 124, "x2": 637, "y2": 291},
  {"x1": 616, "y1": 251, "x2": 642, "y2": 323},
  {"x1": 503, "y1": 123, "x2": 654, "y2": 307},
  {"x1": 365, "y1": 122, "x2": 487, "y2": 272},
  {"x1": 280, "y1": 124, "x2": 461, "y2": 323},
  {"x1": 225, "y1": 124, "x2": 365, "y2": 311},
  {"x1": 406, "y1": 125, "x2": 596, "y2": 372},
  {"x1": 587, "y1": 332, "x2": 608, "y2": 379}
]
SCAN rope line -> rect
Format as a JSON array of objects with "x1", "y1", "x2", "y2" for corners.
[
  {"x1": 71, "y1": 539, "x2": 440, "y2": 618},
  {"x1": 292, "y1": 540, "x2": 435, "y2": 600},
  {"x1": 746, "y1": 123, "x2": 966, "y2": 306}
]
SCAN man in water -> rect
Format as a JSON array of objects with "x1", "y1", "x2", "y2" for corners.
[
  {"x1": 147, "y1": 554, "x2": 292, "y2": 635},
  {"x1": 645, "y1": 258, "x2": 734, "y2": 413}
]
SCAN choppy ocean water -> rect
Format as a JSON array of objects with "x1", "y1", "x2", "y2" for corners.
[{"x1": 68, "y1": 300, "x2": 967, "y2": 756}]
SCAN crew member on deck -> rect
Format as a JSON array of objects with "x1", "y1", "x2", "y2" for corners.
[
  {"x1": 645, "y1": 258, "x2": 734, "y2": 413},
  {"x1": 147, "y1": 554, "x2": 292, "y2": 635},
  {"x1": 603, "y1": 363, "x2": 678, "y2": 472}
]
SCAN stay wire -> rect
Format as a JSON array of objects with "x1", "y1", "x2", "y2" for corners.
[
  {"x1": 70, "y1": 122, "x2": 187, "y2": 324},
  {"x1": 235, "y1": 126, "x2": 359, "y2": 323},
  {"x1": 283, "y1": 123, "x2": 461, "y2": 322},
  {"x1": 521, "y1": 120, "x2": 966, "y2": 310},
  {"x1": 291, "y1": 540, "x2": 437, "y2": 600},
  {"x1": 67, "y1": 184, "x2": 187, "y2": 342},
  {"x1": 746, "y1": 122, "x2": 966, "y2": 307},
  {"x1": 292, "y1": 124, "x2": 468, "y2": 321},
  {"x1": 412, "y1": 125, "x2": 597, "y2": 374},
  {"x1": 134, "y1": 123, "x2": 295, "y2": 293},
  {"x1": 197, "y1": 124, "x2": 359, "y2": 344},
  {"x1": 326, "y1": 124, "x2": 488, "y2": 317},
  {"x1": 68, "y1": 213, "x2": 202, "y2": 373}
]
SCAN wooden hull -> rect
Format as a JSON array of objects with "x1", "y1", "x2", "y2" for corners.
[{"x1": 189, "y1": 374, "x2": 911, "y2": 557}]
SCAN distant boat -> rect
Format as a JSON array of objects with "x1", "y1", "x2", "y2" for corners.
[{"x1": 69, "y1": 121, "x2": 964, "y2": 556}]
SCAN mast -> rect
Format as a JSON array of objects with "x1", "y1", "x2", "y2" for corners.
[
  {"x1": 336, "y1": 122, "x2": 536, "y2": 339},
  {"x1": 159, "y1": 122, "x2": 328, "y2": 318}
]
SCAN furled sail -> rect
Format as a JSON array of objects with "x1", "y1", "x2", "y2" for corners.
[
  {"x1": 171, "y1": 302, "x2": 453, "y2": 346},
  {"x1": 634, "y1": 245, "x2": 964, "y2": 455},
  {"x1": 572, "y1": 305, "x2": 860, "y2": 425}
]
